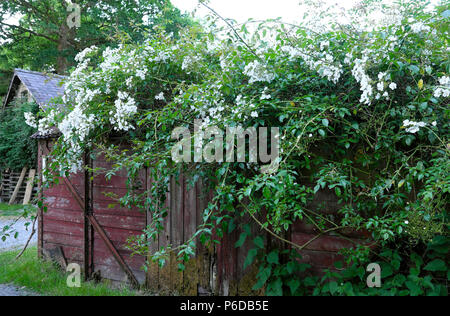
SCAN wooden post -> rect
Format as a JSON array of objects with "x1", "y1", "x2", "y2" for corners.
[
  {"x1": 9, "y1": 167, "x2": 27, "y2": 205},
  {"x1": 23, "y1": 169, "x2": 36, "y2": 205}
]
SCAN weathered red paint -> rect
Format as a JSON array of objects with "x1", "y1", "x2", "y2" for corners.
[{"x1": 38, "y1": 139, "x2": 370, "y2": 294}]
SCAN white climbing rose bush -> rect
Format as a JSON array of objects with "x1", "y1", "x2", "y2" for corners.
[{"x1": 28, "y1": 0, "x2": 448, "y2": 295}]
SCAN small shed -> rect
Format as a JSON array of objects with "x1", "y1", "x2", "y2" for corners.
[
  {"x1": 35, "y1": 140, "x2": 370, "y2": 294},
  {"x1": 18, "y1": 69, "x2": 370, "y2": 294},
  {"x1": 0, "y1": 69, "x2": 65, "y2": 204}
]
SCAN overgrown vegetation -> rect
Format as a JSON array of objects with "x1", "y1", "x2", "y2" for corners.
[
  {"x1": 0, "y1": 247, "x2": 137, "y2": 296},
  {"x1": 21, "y1": 0, "x2": 449, "y2": 296},
  {"x1": 0, "y1": 100, "x2": 38, "y2": 170}
]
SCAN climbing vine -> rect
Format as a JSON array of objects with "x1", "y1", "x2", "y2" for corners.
[{"x1": 27, "y1": 0, "x2": 449, "y2": 295}]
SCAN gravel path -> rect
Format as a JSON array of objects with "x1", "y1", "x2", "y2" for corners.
[
  {"x1": 0, "y1": 284, "x2": 39, "y2": 296},
  {"x1": 0, "y1": 217, "x2": 39, "y2": 296},
  {"x1": 0, "y1": 218, "x2": 37, "y2": 252}
]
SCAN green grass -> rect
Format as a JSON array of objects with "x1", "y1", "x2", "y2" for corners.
[
  {"x1": 0, "y1": 203, "x2": 25, "y2": 217},
  {"x1": 0, "y1": 247, "x2": 139, "y2": 296}
]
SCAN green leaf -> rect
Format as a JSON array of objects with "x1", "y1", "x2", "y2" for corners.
[
  {"x1": 322, "y1": 119, "x2": 329, "y2": 127},
  {"x1": 244, "y1": 249, "x2": 258, "y2": 269},
  {"x1": 408, "y1": 65, "x2": 420, "y2": 74},
  {"x1": 263, "y1": 186, "x2": 271, "y2": 199},
  {"x1": 253, "y1": 267, "x2": 271, "y2": 290},
  {"x1": 235, "y1": 232, "x2": 247, "y2": 248},
  {"x1": 405, "y1": 136, "x2": 415, "y2": 146},
  {"x1": 286, "y1": 261, "x2": 295, "y2": 274},
  {"x1": 253, "y1": 236, "x2": 264, "y2": 249},
  {"x1": 405, "y1": 281, "x2": 422, "y2": 296},
  {"x1": 424, "y1": 259, "x2": 447, "y2": 272},
  {"x1": 318, "y1": 129, "x2": 326, "y2": 137},
  {"x1": 381, "y1": 263, "x2": 394, "y2": 278},
  {"x1": 288, "y1": 279, "x2": 300, "y2": 295},
  {"x1": 267, "y1": 278, "x2": 283, "y2": 296},
  {"x1": 329, "y1": 281, "x2": 338, "y2": 295},
  {"x1": 267, "y1": 251, "x2": 279, "y2": 265}
]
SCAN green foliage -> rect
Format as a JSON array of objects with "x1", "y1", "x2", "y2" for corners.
[
  {"x1": 31, "y1": 0, "x2": 449, "y2": 296},
  {"x1": 316, "y1": 236, "x2": 449, "y2": 296},
  {"x1": 0, "y1": 203, "x2": 25, "y2": 218},
  {"x1": 0, "y1": 0, "x2": 193, "y2": 74},
  {"x1": 0, "y1": 100, "x2": 38, "y2": 170},
  {"x1": 0, "y1": 247, "x2": 137, "y2": 296}
]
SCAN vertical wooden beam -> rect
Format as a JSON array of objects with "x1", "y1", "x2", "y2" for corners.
[
  {"x1": 9, "y1": 167, "x2": 27, "y2": 205},
  {"x1": 183, "y1": 176, "x2": 199, "y2": 295},
  {"x1": 158, "y1": 178, "x2": 171, "y2": 294},
  {"x1": 22, "y1": 169, "x2": 36, "y2": 205},
  {"x1": 146, "y1": 174, "x2": 160, "y2": 292},
  {"x1": 169, "y1": 172, "x2": 184, "y2": 293},
  {"x1": 83, "y1": 151, "x2": 93, "y2": 280},
  {"x1": 37, "y1": 141, "x2": 44, "y2": 258}
]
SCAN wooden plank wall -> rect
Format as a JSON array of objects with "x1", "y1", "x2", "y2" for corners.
[
  {"x1": 40, "y1": 140, "x2": 85, "y2": 269},
  {"x1": 146, "y1": 175, "x2": 264, "y2": 296},
  {"x1": 38, "y1": 139, "x2": 370, "y2": 294},
  {"x1": 146, "y1": 174, "x2": 217, "y2": 295},
  {"x1": 291, "y1": 188, "x2": 371, "y2": 275},
  {"x1": 91, "y1": 155, "x2": 147, "y2": 284}
]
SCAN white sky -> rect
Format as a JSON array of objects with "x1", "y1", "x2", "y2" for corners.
[{"x1": 171, "y1": 0, "x2": 359, "y2": 24}]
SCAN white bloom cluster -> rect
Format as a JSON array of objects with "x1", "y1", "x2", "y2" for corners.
[
  {"x1": 377, "y1": 81, "x2": 385, "y2": 92},
  {"x1": 153, "y1": 50, "x2": 171, "y2": 63},
  {"x1": 261, "y1": 87, "x2": 271, "y2": 100},
  {"x1": 74, "y1": 46, "x2": 98, "y2": 63},
  {"x1": 403, "y1": 120, "x2": 427, "y2": 134},
  {"x1": 281, "y1": 45, "x2": 343, "y2": 84},
  {"x1": 59, "y1": 106, "x2": 95, "y2": 144},
  {"x1": 100, "y1": 46, "x2": 121, "y2": 72},
  {"x1": 155, "y1": 92, "x2": 166, "y2": 101},
  {"x1": 136, "y1": 69, "x2": 147, "y2": 80},
  {"x1": 352, "y1": 58, "x2": 373, "y2": 104},
  {"x1": 374, "y1": 73, "x2": 398, "y2": 101},
  {"x1": 24, "y1": 112, "x2": 37, "y2": 128},
  {"x1": 182, "y1": 55, "x2": 201, "y2": 74},
  {"x1": 57, "y1": 106, "x2": 96, "y2": 173},
  {"x1": 320, "y1": 40, "x2": 330, "y2": 51},
  {"x1": 410, "y1": 22, "x2": 431, "y2": 34},
  {"x1": 37, "y1": 110, "x2": 57, "y2": 136},
  {"x1": 244, "y1": 60, "x2": 275, "y2": 84},
  {"x1": 110, "y1": 91, "x2": 138, "y2": 131},
  {"x1": 434, "y1": 76, "x2": 450, "y2": 98},
  {"x1": 219, "y1": 54, "x2": 232, "y2": 72}
]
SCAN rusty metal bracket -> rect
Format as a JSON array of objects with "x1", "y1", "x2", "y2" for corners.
[{"x1": 62, "y1": 177, "x2": 140, "y2": 288}]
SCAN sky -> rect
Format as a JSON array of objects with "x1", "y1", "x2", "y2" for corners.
[{"x1": 171, "y1": 0, "x2": 359, "y2": 24}]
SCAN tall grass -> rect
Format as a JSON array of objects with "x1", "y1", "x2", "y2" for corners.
[
  {"x1": 0, "y1": 247, "x2": 138, "y2": 296},
  {"x1": 0, "y1": 203, "x2": 24, "y2": 217}
]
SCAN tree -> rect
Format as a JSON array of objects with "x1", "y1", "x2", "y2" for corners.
[{"x1": 0, "y1": 0, "x2": 191, "y2": 75}]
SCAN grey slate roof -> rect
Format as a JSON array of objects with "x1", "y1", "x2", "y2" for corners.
[{"x1": 3, "y1": 69, "x2": 66, "y2": 109}]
